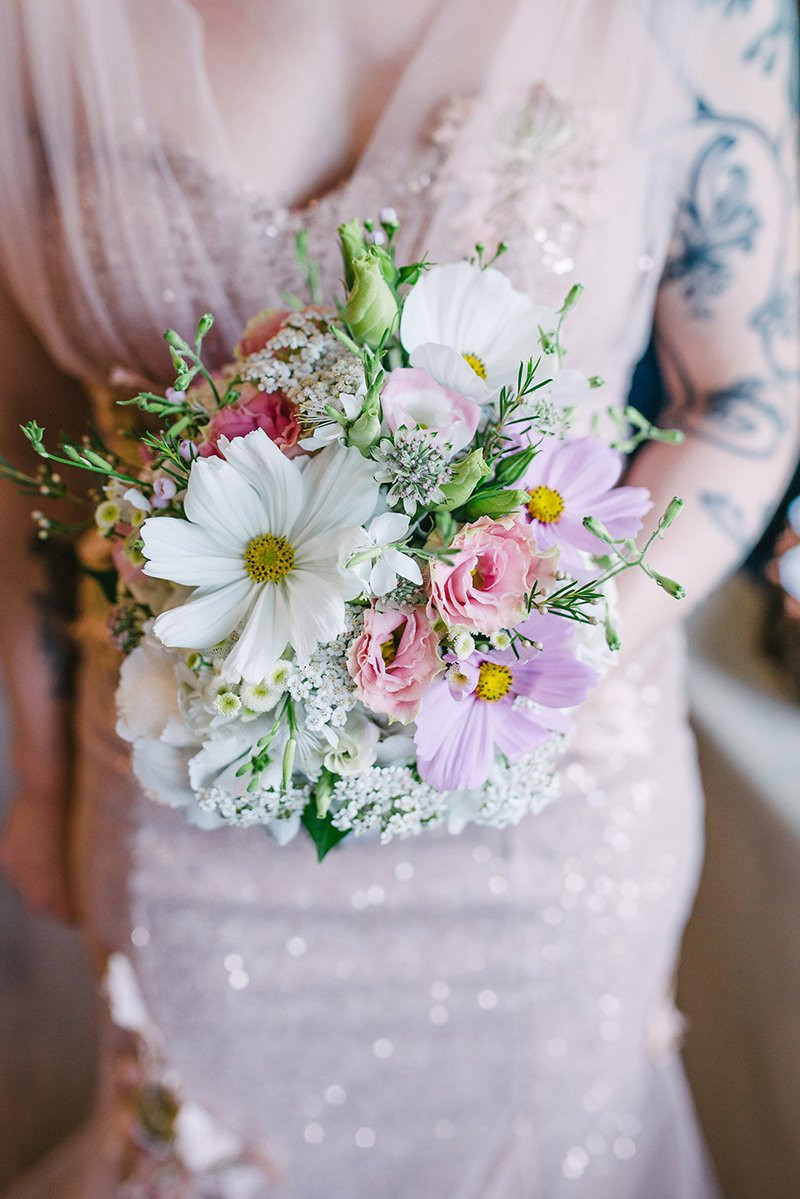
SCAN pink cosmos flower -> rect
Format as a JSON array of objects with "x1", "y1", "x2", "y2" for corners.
[
  {"x1": 348, "y1": 606, "x2": 443, "y2": 724},
  {"x1": 380, "y1": 367, "x2": 481, "y2": 455},
  {"x1": 519, "y1": 436, "x2": 651, "y2": 575},
  {"x1": 235, "y1": 308, "x2": 291, "y2": 357},
  {"x1": 414, "y1": 610, "x2": 597, "y2": 791},
  {"x1": 199, "y1": 385, "x2": 302, "y2": 459},
  {"x1": 427, "y1": 515, "x2": 546, "y2": 635}
]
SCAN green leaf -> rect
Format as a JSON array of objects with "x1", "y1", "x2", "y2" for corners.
[{"x1": 301, "y1": 798, "x2": 349, "y2": 862}]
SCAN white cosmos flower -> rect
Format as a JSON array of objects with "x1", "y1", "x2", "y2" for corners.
[
  {"x1": 141, "y1": 429, "x2": 378, "y2": 683},
  {"x1": 350, "y1": 511, "x2": 423, "y2": 597},
  {"x1": 400, "y1": 261, "x2": 557, "y2": 400}
]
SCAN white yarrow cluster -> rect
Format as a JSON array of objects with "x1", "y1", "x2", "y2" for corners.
[
  {"x1": 197, "y1": 782, "x2": 310, "y2": 828},
  {"x1": 286, "y1": 608, "x2": 363, "y2": 732},
  {"x1": 475, "y1": 737, "x2": 564, "y2": 826},
  {"x1": 330, "y1": 764, "x2": 447, "y2": 843}
]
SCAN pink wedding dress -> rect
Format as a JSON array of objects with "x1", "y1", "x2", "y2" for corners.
[{"x1": 5, "y1": 0, "x2": 783, "y2": 1193}]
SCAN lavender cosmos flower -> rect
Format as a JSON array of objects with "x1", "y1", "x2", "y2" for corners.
[
  {"x1": 414, "y1": 611, "x2": 597, "y2": 792},
  {"x1": 519, "y1": 436, "x2": 651, "y2": 575}
]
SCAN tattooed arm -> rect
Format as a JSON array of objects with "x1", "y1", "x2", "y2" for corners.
[{"x1": 618, "y1": 0, "x2": 799, "y2": 654}]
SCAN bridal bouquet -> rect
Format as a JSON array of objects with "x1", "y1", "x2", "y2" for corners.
[{"x1": 2, "y1": 214, "x2": 685, "y2": 858}]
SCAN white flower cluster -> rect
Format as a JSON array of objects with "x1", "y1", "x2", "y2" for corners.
[
  {"x1": 474, "y1": 736, "x2": 564, "y2": 827},
  {"x1": 197, "y1": 782, "x2": 310, "y2": 829},
  {"x1": 286, "y1": 608, "x2": 363, "y2": 733},
  {"x1": 330, "y1": 764, "x2": 446, "y2": 844},
  {"x1": 242, "y1": 311, "x2": 364, "y2": 426}
]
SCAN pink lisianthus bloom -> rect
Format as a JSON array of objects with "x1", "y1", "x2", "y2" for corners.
[
  {"x1": 380, "y1": 367, "x2": 481, "y2": 455},
  {"x1": 414, "y1": 610, "x2": 598, "y2": 792},
  {"x1": 235, "y1": 308, "x2": 291, "y2": 357},
  {"x1": 427, "y1": 515, "x2": 548, "y2": 636},
  {"x1": 347, "y1": 606, "x2": 443, "y2": 724},
  {"x1": 199, "y1": 385, "x2": 302, "y2": 459},
  {"x1": 519, "y1": 436, "x2": 652, "y2": 575}
]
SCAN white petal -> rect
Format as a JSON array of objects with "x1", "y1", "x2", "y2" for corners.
[
  {"x1": 116, "y1": 638, "x2": 182, "y2": 743},
  {"x1": 141, "y1": 517, "x2": 247, "y2": 587},
  {"x1": 370, "y1": 556, "x2": 397, "y2": 597},
  {"x1": 291, "y1": 443, "x2": 378, "y2": 543},
  {"x1": 131, "y1": 739, "x2": 195, "y2": 808},
  {"x1": 183, "y1": 454, "x2": 267, "y2": 544},
  {"x1": 220, "y1": 584, "x2": 291, "y2": 684},
  {"x1": 283, "y1": 571, "x2": 346, "y2": 660},
  {"x1": 218, "y1": 429, "x2": 303, "y2": 535},
  {"x1": 385, "y1": 546, "x2": 422, "y2": 586},
  {"x1": 153, "y1": 577, "x2": 255, "y2": 649},
  {"x1": 484, "y1": 302, "x2": 556, "y2": 391},
  {"x1": 369, "y1": 511, "x2": 410, "y2": 544},
  {"x1": 409, "y1": 343, "x2": 490, "y2": 401}
]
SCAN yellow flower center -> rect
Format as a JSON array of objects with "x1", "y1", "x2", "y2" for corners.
[
  {"x1": 462, "y1": 352, "x2": 487, "y2": 380},
  {"x1": 244, "y1": 533, "x2": 295, "y2": 584},
  {"x1": 474, "y1": 660, "x2": 514, "y2": 703},
  {"x1": 381, "y1": 628, "x2": 403, "y2": 665},
  {"x1": 527, "y1": 485, "x2": 565, "y2": 524}
]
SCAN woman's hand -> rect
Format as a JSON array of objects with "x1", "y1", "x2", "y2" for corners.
[{"x1": 0, "y1": 778, "x2": 75, "y2": 922}]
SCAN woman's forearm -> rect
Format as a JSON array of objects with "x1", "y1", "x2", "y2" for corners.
[{"x1": 617, "y1": 402, "x2": 800, "y2": 657}]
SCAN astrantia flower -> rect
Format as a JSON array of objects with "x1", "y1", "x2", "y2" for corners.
[
  {"x1": 400, "y1": 262, "x2": 556, "y2": 400},
  {"x1": 372, "y1": 428, "x2": 452, "y2": 515},
  {"x1": 140, "y1": 429, "x2": 378, "y2": 683},
  {"x1": 414, "y1": 612, "x2": 597, "y2": 791},
  {"x1": 519, "y1": 436, "x2": 652, "y2": 575}
]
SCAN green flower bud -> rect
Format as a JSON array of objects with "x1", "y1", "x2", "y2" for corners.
[
  {"x1": 582, "y1": 515, "x2": 616, "y2": 544},
  {"x1": 347, "y1": 390, "x2": 382, "y2": 452},
  {"x1": 658, "y1": 496, "x2": 684, "y2": 534},
  {"x1": 459, "y1": 487, "x2": 527, "y2": 522},
  {"x1": 344, "y1": 250, "x2": 399, "y2": 349},
  {"x1": 195, "y1": 312, "x2": 214, "y2": 340},
  {"x1": 282, "y1": 738, "x2": 297, "y2": 790},
  {"x1": 338, "y1": 219, "x2": 367, "y2": 291},
  {"x1": 437, "y1": 449, "x2": 491, "y2": 510},
  {"x1": 604, "y1": 612, "x2": 621, "y2": 652},
  {"x1": 493, "y1": 445, "x2": 537, "y2": 487},
  {"x1": 314, "y1": 769, "x2": 335, "y2": 819},
  {"x1": 648, "y1": 570, "x2": 686, "y2": 600}
]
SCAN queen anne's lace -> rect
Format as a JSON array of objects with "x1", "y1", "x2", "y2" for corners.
[
  {"x1": 330, "y1": 764, "x2": 446, "y2": 843},
  {"x1": 286, "y1": 608, "x2": 363, "y2": 732}
]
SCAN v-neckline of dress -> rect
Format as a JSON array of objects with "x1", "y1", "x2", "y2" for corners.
[{"x1": 176, "y1": 0, "x2": 451, "y2": 219}]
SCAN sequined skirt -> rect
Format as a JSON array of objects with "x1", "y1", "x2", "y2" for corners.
[{"x1": 69, "y1": 601, "x2": 719, "y2": 1198}]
